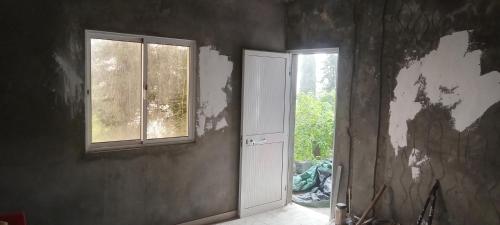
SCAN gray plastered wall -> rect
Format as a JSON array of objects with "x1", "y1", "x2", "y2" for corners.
[
  {"x1": 1, "y1": 0, "x2": 500, "y2": 224},
  {"x1": 0, "y1": 1, "x2": 285, "y2": 225},
  {"x1": 286, "y1": 0, "x2": 500, "y2": 225}
]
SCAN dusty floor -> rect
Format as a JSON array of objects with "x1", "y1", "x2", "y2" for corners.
[
  {"x1": 309, "y1": 207, "x2": 330, "y2": 217},
  {"x1": 218, "y1": 203, "x2": 330, "y2": 225}
]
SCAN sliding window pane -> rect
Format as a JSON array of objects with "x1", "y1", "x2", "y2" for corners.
[
  {"x1": 147, "y1": 44, "x2": 189, "y2": 139},
  {"x1": 90, "y1": 39, "x2": 142, "y2": 143}
]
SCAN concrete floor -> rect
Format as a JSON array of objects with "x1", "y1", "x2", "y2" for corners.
[
  {"x1": 218, "y1": 204, "x2": 331, "y2": 225},
  {"x1": 309, "y1": 207, "x2": 330, "y2": 217}
]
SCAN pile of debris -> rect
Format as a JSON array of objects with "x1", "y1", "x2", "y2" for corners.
[
  {"x1": 292, "y1": 160, "x2": 333, "y2": 207},
  {"x1": 331, "y1": 180, "x2": 440, "y2": 225}
]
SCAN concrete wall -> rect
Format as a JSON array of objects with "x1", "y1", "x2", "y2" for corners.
[
  {"x1": 378, "y1": 1, "x2": 500, "y2": 224},
  {"x1": 2, "y1": 0, "x2": 499, "y2": 224},
  {"x1": 287, "y1": 0, "x2": 500, "y2": 224},
  {"x1": 0, "y1": 1, "x2": 285, "y2": 225}
]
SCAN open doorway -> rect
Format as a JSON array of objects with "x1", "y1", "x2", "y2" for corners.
[
  {"x1": 237, "y1": 49, "x2": 339, "y2": 223},
  {"x1": 290, "y1": 49, "x2": 338, "y2": 218}
]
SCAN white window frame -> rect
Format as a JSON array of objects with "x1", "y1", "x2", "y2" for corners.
[{"x1": 85, "y1": 30, "x2": 196, "y2": 153}]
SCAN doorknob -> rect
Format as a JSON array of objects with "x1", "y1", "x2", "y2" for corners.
[{"x1": 246, "y1": 139, "x2": 254, "y2": 146}]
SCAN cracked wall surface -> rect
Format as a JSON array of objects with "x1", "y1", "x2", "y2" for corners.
[
  {"x1": 287, "y1": 0, "x2": 500, "y2": 224},
  {"x1": 0, "y1": 1, "x2": 285, "y2": 225}
]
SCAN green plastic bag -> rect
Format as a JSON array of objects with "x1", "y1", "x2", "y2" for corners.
[{"x1": 293, "y1": 160, "x2": 332, "y2": 192}]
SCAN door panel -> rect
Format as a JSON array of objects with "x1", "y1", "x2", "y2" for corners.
[
  {"x1": 242, "y1": 142, "x2": 284, "y2": 207},
  {"x1": 239, "y1": 50, "x2": 291, "y2": 217},
  {"x1": 243, "y1": 56, "x2": 287, "y2": 135}
]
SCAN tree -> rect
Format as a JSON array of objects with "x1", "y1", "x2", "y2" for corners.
[
  {"x1": 299, "y1": 55, "x2": 316, "y2": 95},
  {"x1": 146, "y1": 45, "x2": 189, "y2": 138},
  {"x1": 294, "y1": 91, "x2": 336, "y2": 161},
  {"x1": 91, "y1": 40, "x2": 189, "y2": 141},
  {"x1": 320, "y1": 54, "x2": 338, "y2": 92},
  {"x1": 91, "y1": 39, "x2": 142, "y2": 142}
]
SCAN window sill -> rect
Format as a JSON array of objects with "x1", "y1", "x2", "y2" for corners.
[{"x1": 86, "y1": 137, "x2": 195, "y2": 153}]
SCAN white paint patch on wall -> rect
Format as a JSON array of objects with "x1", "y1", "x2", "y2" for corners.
[
  {"x1": 389, "y1": 30, "x2": 500, "y2": 155},
  {"x1": 408, "y1": 148, "x2": 429, "y2": 182},
  {"x1": 215, "y1": 118, "x2": 229, "y2": 131},
  {"x1": 421, "y1": 32, "x2": 500, "y2": 131},
  {"x1": 197, "y1": 46, "x2": 233, "y2": 136},
  {"x1": 54, "y1": 53, "x2": 84, "y2": 118},
  {"x1": 389, "y1": 62, "x2": 423, "y2": 152}
]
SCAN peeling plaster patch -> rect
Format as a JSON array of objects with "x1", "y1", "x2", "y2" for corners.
[
  {"x1": 54, "y1": 53, "x2": 84, "y2": 118},
  {"x1": 389, "y1": 31, "x2": 500, "y2": 155},
  {"x1": 389, "y1": 62, "x2": 423, "y2": 152},
  {"x1": 408, "y1": 148, "x2": 429, "y2": 182},
  {"x1": 215, "y1": 118, "x2": 228, "y2": 131},
  {"x1": 197, "y1": 46, "x2": 233, "y2": 136}
]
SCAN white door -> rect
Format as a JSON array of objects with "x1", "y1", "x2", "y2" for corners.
[{"x1": 239, "y1": 50, "x2": 291, "y2": 217}]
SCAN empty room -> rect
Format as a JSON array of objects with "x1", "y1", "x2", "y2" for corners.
[{"x1": 1, "y1": 0, "x2": 499, "y2": 225}]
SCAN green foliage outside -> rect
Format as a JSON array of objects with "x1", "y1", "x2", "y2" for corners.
[{"x1": 294, "y1": 90, "x2": 336, "y2": 161}]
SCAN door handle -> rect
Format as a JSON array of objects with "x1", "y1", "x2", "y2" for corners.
[
  {"x1": 254, "y1": 138, "x2": 267, "y2": 145},
  {"x1": 246, "y1": 138, "x2": 267, "y2": 146}
]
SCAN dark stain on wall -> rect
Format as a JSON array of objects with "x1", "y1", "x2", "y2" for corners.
[{"x1": 0, "y1": 0, "x2": 285, "y2": 224}]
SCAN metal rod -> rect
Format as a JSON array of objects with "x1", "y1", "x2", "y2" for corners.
[{"x1": 355, "y1": 185, "x2": 387, "y2": 225}]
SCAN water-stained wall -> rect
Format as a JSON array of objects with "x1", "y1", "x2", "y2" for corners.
[
  {"x1": 287, "y1": 0, "x2": 500, "y2": 224},
  {"x1": 0, "y1": 1, "x2": 285, "y2": 225}
]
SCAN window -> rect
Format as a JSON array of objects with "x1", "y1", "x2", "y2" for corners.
[{"x1": 85, "y1": 30, "x2": 196, "y2": 152}]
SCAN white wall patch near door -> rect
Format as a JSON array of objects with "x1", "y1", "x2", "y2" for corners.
[
  {"x1": 389, "y1": 30, "x2": 500, "y2": 156},
  {"x1": 197, "y1": 46, "x2": 233, "y2": 136}
]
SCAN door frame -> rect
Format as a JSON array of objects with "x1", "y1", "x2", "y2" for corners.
[
  {"x1": 287, "y1": 48, "x2": 340, "y2": 220},
  {"x1": 238, "y1": 49, "x2": 292, "y2": 217}
]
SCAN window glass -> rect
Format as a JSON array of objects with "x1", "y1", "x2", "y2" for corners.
[
  {"x1": 90, "y1": 39, "x2": 142, "y2": 143},
  {"x1": 146, "y1": 44, "x2": 190, "y2": 139}
]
